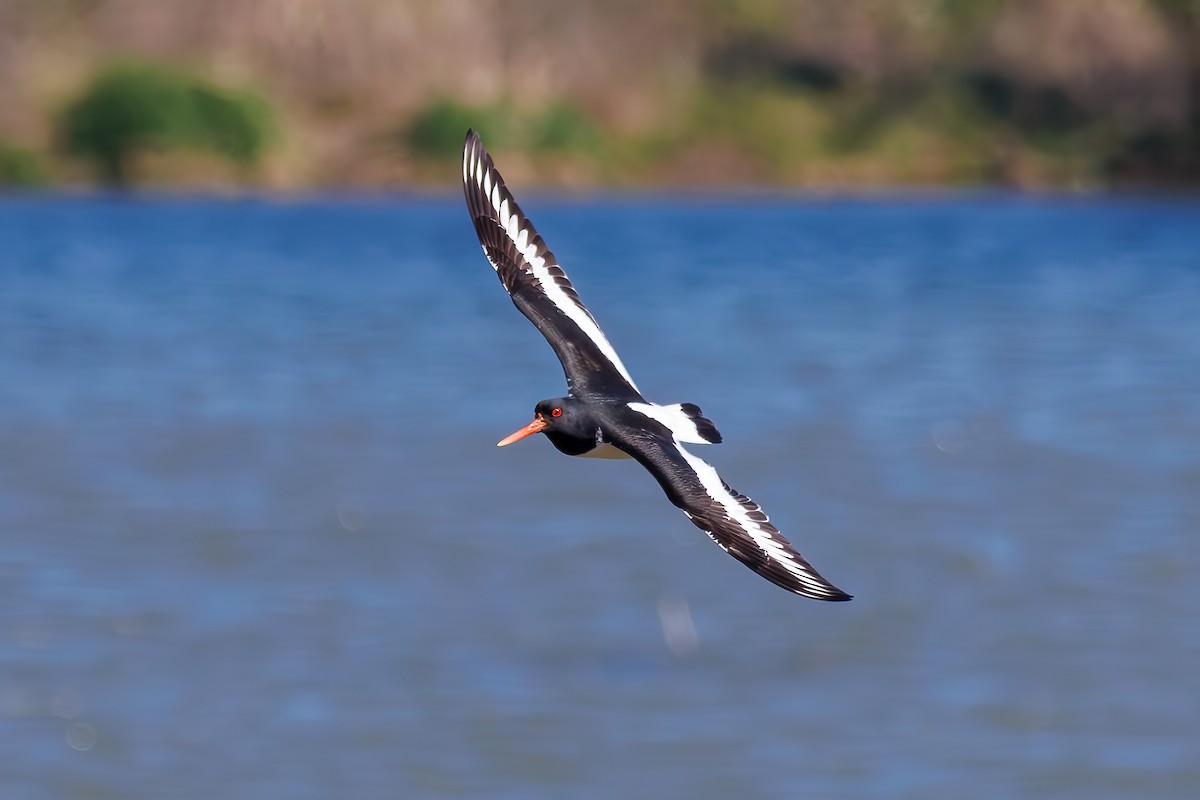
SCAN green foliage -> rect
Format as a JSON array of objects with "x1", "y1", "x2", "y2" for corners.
[
  {"x1": 59, "y1": 61, "x2": 275, "y2": 185},
  {"x1": 528, "y1": 103, "x2": 601, "y2": 153},
  {"x1": 405, "y1": 99, "x2": 600, "y2": 159},
  {"x1": 0, "y1": 143, "x2": 48, "y2": 186},
  {"x1": 189, "y1": 84, "x2": 275, "y2": 165},
  {"x1": 1148, "y1": 0, "x2": 1200, "y2": 25},
  {"x1": 934, "y1": 0, "x2": 1008, "y2": 29},
  {"x1": 406, "y1": 100, "x2": 514, "y2": 158}
]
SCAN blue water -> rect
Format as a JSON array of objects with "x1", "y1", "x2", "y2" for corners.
[{"x1": 1, "y1": 194, "x2": 1198, "y2": 798}]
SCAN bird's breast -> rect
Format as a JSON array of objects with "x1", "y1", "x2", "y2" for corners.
[
  {"x1": 577, "y1": 442, "x2": 632, "y2": 460},
  {"x1": 546, "y1": 427, "x2": 632, "y2": 459}
]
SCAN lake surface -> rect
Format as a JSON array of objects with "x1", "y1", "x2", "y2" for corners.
[{"x1": 1, "y1": 193, "x2": 1198, "y2": 798}]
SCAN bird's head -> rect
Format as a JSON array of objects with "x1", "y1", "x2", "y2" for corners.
[{"x1": 497, "y1": 397, "x2": 577, "y2": 447}]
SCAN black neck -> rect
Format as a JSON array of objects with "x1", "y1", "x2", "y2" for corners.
[{"x1": 545, "y1": 429, "x2": 598, "y2": 456}]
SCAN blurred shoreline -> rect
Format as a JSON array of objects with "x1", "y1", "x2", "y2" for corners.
[
  {"x1": 4, "y1": 185, "x2": 1199, "y2": 202},
  {"x1": 2, "y1": 0, "x2": 1199, "y2": 191}
]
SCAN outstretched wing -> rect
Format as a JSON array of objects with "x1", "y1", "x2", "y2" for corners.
[
  {"x1": 617, "y1": 428, "x2": 851, "y2": 601},
  {"x1": 463, "y1": 130, "x2": 640, "y2": 401}
]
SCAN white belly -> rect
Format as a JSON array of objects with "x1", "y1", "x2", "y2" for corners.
[{"x1": 578, "y1": 442, "x2": 632, "y2": 460}]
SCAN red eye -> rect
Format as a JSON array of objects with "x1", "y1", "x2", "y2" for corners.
[{"x1": 551, "y1": 407, "x2": 562, "y2": 417}]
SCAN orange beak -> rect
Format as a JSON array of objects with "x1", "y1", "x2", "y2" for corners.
[{"x1": 497, "y1": 414, "x2": 547, "y2": 447}]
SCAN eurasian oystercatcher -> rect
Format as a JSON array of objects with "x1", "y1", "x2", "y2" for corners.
[{"x1": 462, "y1": 130, "x2": 851, "y2": 601}]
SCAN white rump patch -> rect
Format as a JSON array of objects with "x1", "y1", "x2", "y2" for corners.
[{"x1": 627, "y1": 403, "x2": 714, "y2": 445}]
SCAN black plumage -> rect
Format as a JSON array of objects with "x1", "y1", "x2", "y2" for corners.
[{"x1": 463, "y1": 130, "x2": 851, "y2": 601}]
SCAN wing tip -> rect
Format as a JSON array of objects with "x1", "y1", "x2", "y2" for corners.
[
  {"x1": 789, "y1": 579, "x2": 853, "y2": 602},
  {"x1": 793, "y1": 570, "x2": 853, "y2": 602},
  {"x1": 463, "y1": 128, "x2": 489, "y2": 187}
]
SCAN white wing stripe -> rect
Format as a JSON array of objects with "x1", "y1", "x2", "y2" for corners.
[
  {"x1": 627, "y1": 402, "x2": 713, "y2": 445},
  {"x1": 673, "y1": 441, "x2": 833, "y2": 594},
  {"x1": 465, "y1": 145, "x2": 639, "y2": 391}
]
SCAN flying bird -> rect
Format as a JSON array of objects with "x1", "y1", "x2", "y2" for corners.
[{"x1": 462, "y1": 130, "x2": 851, "y2": 601}]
